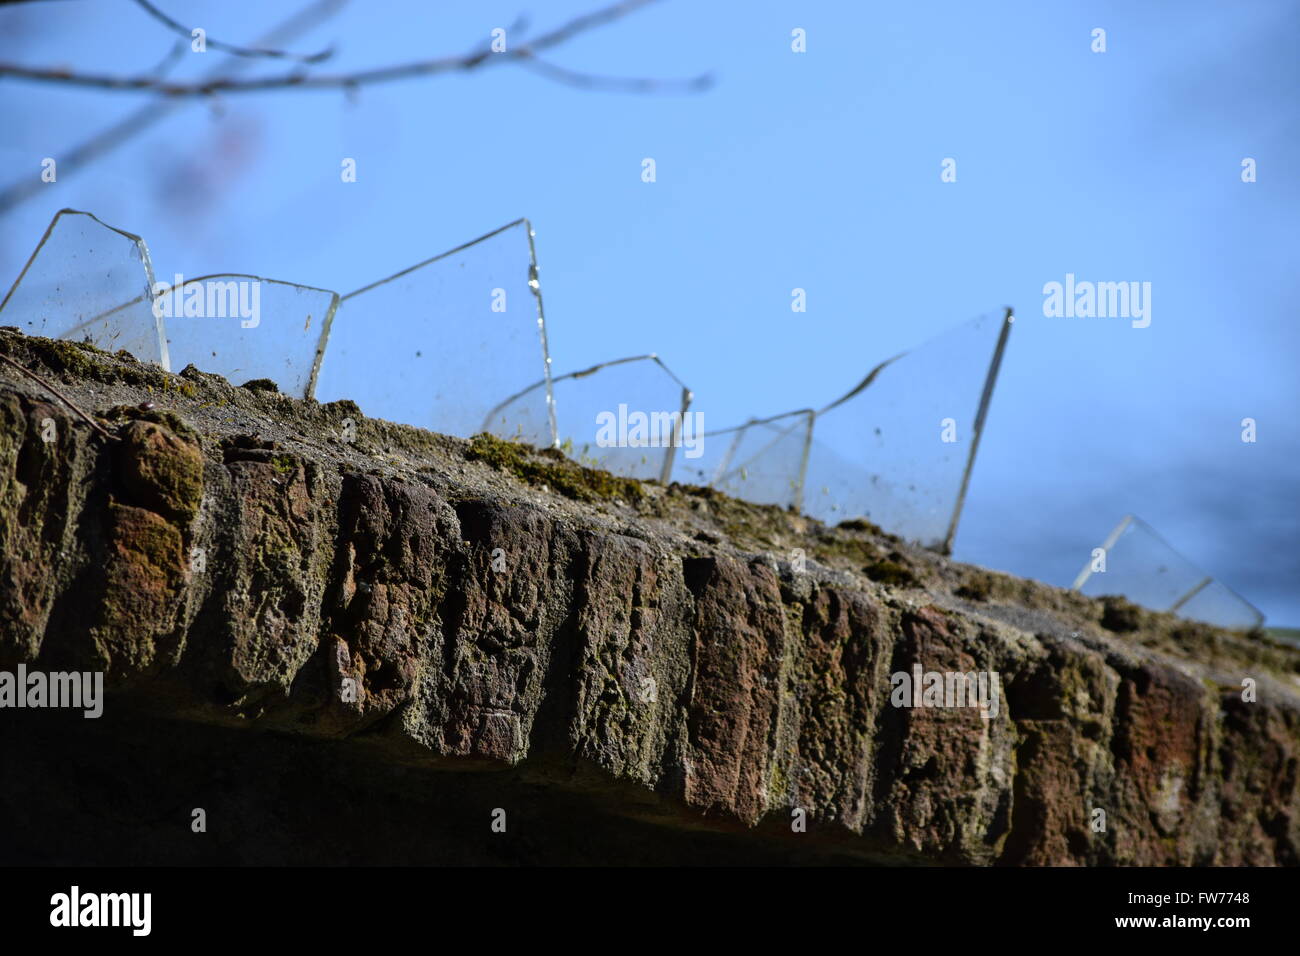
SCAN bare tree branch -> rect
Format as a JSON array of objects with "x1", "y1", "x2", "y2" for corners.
[
  {"x1": 516, "y1": 52, "x2": 713, "y2": 94},
  {"x1": 0, "y1": 0, "x2": 708, "y2": 98},
  {"x1": 0, "y1": 0, "x2": 709, "y2": 217},
  {"x1": 144, "y1": 39, "x2": 186, "y2": 79},
  {"x1": 0, "y1": 0, "x2": 350, "y2": 215},
  {"x1": 130, "y1": 0, "x2": 334, "y2": 64}
]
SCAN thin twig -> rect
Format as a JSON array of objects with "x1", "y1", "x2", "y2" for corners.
[
  {"x1": 0, "y1": 0, "x2": 708, "y2": 97},
  {"x1": 130, "y1": 0, "x2": 334, "y2": 63},
  {"x1": 0, "y1": 352, "x2": 117, "y2": 442},
  {"x1": 516, "y1": 52, "x2": 714, "y2": 93},
  {"x1": 0, "y1": 0, "x2": 350, "y2": 215},
  {"x1": 144, "y1": 39, "x2": 187, "y2": 80}
]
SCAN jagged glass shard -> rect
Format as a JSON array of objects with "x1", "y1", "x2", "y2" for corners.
[
  {"x1": 157, "y1": 275, "x2": 338, "y2": 398},
  {"x1": 313, "y1": 220, "x2": 555, "y2": 445},
  {"x1": 802, "y1": 308, "x2": 1012, "y2": 550},
  {"x1": 673, "y1": 410, "x2": 814, "y2": 509},
  {"x1": 493, "y1": 355, "x2": 693, "y2": 481},
  {"x1": 0, "y1": 209, "x2": 1018, "y2": 569},
  {"x1": 0, "y1": 208, "x2": 167, "y2": 366},
  {"x1": 1073, "y1": 515, "x2": 1264, "y2": 630},
  {"x1": 1177, "y1": 580, "x2": 1265, "y2": 631},
  {"x1": 799, "y1": 432, "x2": 887, "y2": 521}
]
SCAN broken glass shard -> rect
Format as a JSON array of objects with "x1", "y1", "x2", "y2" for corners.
[
  {"x1": 157, "y1": 275, "x2": 338, "y2": 398},
  {"x1": 505, "y1": 354, "x2": 693, "y2": 481},
  {"x1": 0, "y1": 209, "x2": 1020, "y2": 569},
  {"x1": 802, "y1": 308, "x2": 1012, "y2": 551},
  {"x1": 673, "y1": 409, "x2": 814, "y2": 510},
  {"x1": 313, "y1": 219, "x2": 555, "y2": 446},
  {"x1": 0, "y1": 208, "x2": 167, "y2": 366},
  {"x1": 1072, "y1": 514, "x2": 1264, "y2": 630}
]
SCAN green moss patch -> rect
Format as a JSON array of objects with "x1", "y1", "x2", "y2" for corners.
[
  {"x1": 114, "y1": 418, "x2": 204, "y2": 523},
  {"x1": 1100, "y1": 595, "x2": 1144, "y2": 633},
  {"x1": 466, "y1": 432, "x2": 645, "y2": 505},
  {"x1": 862, "y1": 558, "x2": 919, "y2": 588},
  {"x1": 240, "y1": 378, "x2": 279, "y2": 393}
]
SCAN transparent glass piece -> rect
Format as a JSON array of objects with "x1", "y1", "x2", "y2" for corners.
[
  {"x1": 800, "y1": 433, "x2": 891, "y2": 524},
  {"x1": 673, "y1": 410, "x2": 814, "y2": 509},
  {"x1": 157, "y1": 275, "x2": 338, "y2": 398},
  {"x1": 0, "y1": 208, "x2": 167, "y2": 366},
  {"x1": 313, "y1": 220, "x2": 555, "y2": 445},
  {"x1": 1177, "y1": 580, "x2": 1265, "y2": 631},
  {"x1": 1073, "y1": 515, "x2": 1264, "y2": 630},
  {"x1": 802, "y1": 308, "x2": 1012, "y2": 550},
  {"x1": 0, "y1": 211, "x2": 1015, "y2": 564},
  {"x1": 492, "y1": 355, "x2": 693, "y2": 481}
]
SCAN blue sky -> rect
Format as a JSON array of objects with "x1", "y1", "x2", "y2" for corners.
[{"x1": 1, "y1": 0, "x2": 1296, "y2": 622}]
